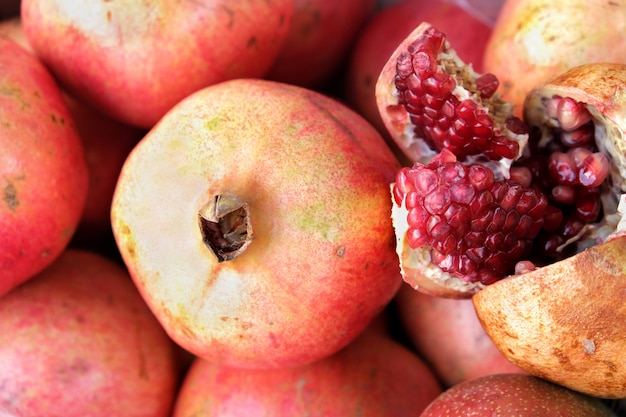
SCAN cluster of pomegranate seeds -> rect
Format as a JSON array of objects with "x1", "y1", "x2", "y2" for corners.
[
  {"x1": 393, "y1": 26, "x2": 522, "y2": 161},
  {"x1": 390, "y1": 26, "x2": 613, "y2": 283},
  {"x1": 394, "y1": 149, "x2": 549, "y2": 285},
  {"x1": 516, "y1": 95, "x2": 610, "y2": 260}
]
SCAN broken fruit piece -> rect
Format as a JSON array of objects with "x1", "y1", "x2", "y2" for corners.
[
  {"x1": 377, "y1": 23, "x2": 626, "y2": 301},
  {"x1": 472, "y1": 62, "x2": 626, "y2": 399}
]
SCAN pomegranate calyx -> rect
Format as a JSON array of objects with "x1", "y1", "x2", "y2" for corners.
[{"x1": 198, "y1": 193, "x2": 253, "y2": 262}]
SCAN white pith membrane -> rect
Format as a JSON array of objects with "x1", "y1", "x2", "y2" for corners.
[{"x1": 386, "y1": 28, "x2": 626, "y2": 295}]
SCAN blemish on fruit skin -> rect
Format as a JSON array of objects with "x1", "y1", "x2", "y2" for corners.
[
  {"x1": 247, "y1": 36, "x2": 257, "y2": 48},
  {"x1": 2, "y1": 181, "x2": 18, "y2": 211},
  {"x1": 336, "y1": 245, "x2": 346, "y2": 257},
  {"x1": 582, "y1": 339, "x2": 596, "y2": 354}
]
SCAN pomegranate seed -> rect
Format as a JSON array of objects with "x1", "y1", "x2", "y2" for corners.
[
  {"x1": 509, "y1": 166, "x2": 533, "y2": 187},
  {"x1": 578, "y1": 152, "x2": 610, "y2": 187},
  {"x1": 475, "y1": 73, "x2": 499, "y2": 99},
  {"x1": 556, "y1": 97, "x2": 592, "y2": 131},
  {"x1": 515, "y1": 260, "x2": 537, "y2": 275},
  {"x1": 548, "y1": 151, "x2": 577, "y2": 185},
  {"x1": 560, "y1": 124, "x2": 594, "y2": 147},
  {"x1": 411, "y1": 51, "x2": 436, "y2": 78},
  {"x1": 551, "y1": 185, "x2": 576, "y2": 204}
]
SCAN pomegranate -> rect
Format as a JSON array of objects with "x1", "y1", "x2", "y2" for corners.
[
  {"x1": 172, "y1": 326, "x2": 442, "y2": 417},
  {"x1": 483, "y1": 0, "x2": 626, "y2": 118},
  {"x1": 65, "y1": 93, "x2": 145, "y2": 248},
  {"x1": 472, "y1": 62, "x2": 626, "y2": 399},
  {"x1": 0, "y1": 249, "x2": 179, "y2": 417},
  {"x1": 394, "y1": 285, "x2": 526, "y2": 388},
  {"x1": 376, "y1": 20, "x2": 626, "y2": 398},
  {"x1": 111, "y1": 78, "x2": 403, "y2": 369},
  {"x1": 0, "y1": 36, "x2": 88, "y2": 297},
  {"x1": 266, "y1": 0, "x2": 377, "y2": 90},
  {"x1": 344, "y1": 0, "x2": 493, "y2": 142},
  {"x1": 420, "y1": 373, "x2": 616, "y2": 417},
  {"x1": 20, "y1": 0, "x2": 294, "y2": 128}
]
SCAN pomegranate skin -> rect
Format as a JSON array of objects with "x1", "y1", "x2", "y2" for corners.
[
  {"x1": 420, "y1": 373, "x2": 616, "y2": 417},
  {"x1": 473, "y1": 236, "x2": 626, "y2": 399},
  {"x1": 345, "y1": 0, "x2": 492, "y2": 140},
  {"x1": 111, "y1": 78, "x2": 403, "y2": 369},
  {"x1": 0, "y1": 36, "x2": 88, "y2": 296},
  {"x1": 394, "y1": 285, "x2": 526, "y2": 388},
  {"x1": 21, "y1": 0, "x2": 294, "y2": 129},
  {"x1": 483, "y1": 0, "x2": 626, "y2": 118},
  {"x1": 0, "y1": 249, "x2": 179, "y2": 417},
  {"x1": 172, "y1": 327, "x2": 442, "y2": 417},
  {"x1": 266, "y1": 0, "x2": 377, "y2": 89}
]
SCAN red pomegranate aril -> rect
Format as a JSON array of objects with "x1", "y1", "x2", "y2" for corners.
[
  {"x1": 509, "y1": 166, "x2": 533, "y2": 187},
  {"x1": 560, "y1": 124, "x2": 594, "y2": 147},
  {"x1": 548, "y1": 152, "x2": 578, "y2": 185},
  {"x1": 476, "y1": 73, "x2": 499, "y2": 99},
  {"x1": 551, "y1": 185, "x2": 576, "y2": 204},
  {"x1": 575, "y1": 194, "x2": 602, "y2": 222},
  {"x1": 556, "y1": 96, "x2": 593, "y2": 131},
  {"x1": 579, "y1": 152, "x2": 610, "y2": 187},
  {"x1": 394, "y1": 151, "x2": 550, "y2": 284}
]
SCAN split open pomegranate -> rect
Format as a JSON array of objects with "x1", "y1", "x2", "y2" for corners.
[{"x1": 376, "y1": 22, "x2": 626, "y2": 397}]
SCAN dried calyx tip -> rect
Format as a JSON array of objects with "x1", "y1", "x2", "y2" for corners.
[{"x1": 198, "y1": 193, "x2": 253, "y2": 262}]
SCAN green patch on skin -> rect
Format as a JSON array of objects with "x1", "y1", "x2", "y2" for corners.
[
  {"x1": 3, "y1": 181, "x2": 18, "y2": 212},
  {"x1": 205, "y1": 114, "x2": 227, "y2": 131}
]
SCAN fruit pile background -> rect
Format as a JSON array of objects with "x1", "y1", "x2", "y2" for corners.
[{"x1": 1, "y1": 0, "x2": 625, "y2": 415}]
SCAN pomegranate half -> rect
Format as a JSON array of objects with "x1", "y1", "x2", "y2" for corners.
[{"x1": 472, "y1": 63, "x2": 626, "y2": 399}]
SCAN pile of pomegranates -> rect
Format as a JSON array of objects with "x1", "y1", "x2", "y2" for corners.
[{"x1": 1, "y1": 0, "x2": 625, "y2": 414}]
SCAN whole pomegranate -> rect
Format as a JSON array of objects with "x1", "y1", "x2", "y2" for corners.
[
  {"x1": 0, "y1": 249, "x2": 179, "y2": 417},
  {"x1": 0, "y1": 36, "x2": 88, "y2": 297},
  {"x1": 21, "y1": 0, "x2": 294, "y2": 128},
  {"x1": 394, "y1": 285, "x2": 526, "y2": 388},
  {"x1": 482, "y1": 0, "x2": 626, "y2": 118},
  {"x1": 375, "y1": 22, "x2": 626, "y2": 398},
  {"x1": 172, "y1": 326, "x2": 442, "y2": 417},
  {"x1": 420, "y1": 373, "x2": 615, "y2": 417},
  {"x1": 111, "y1": 78, "x2": 403, "y2": 369}
]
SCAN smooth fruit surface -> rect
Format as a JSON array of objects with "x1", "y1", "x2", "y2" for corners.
[
  {"x1": 0, "y1": 36, "x2": 88, "y2": 296},
  {"x1": 172, "y1": 327, "x2": 442, "y2": 417},
  {"x1": 420, "y1": 373, "x2": 615, "y2": 416},
  {"x1": 21, "y1": 0, "x2": 294, "y2": 128},
  {"x1": 111, "y1": 78, "x2": 402, "y2": 369},
  {"x1": 483, "y1": 0, "x2": 626, "y2": 117},
  {"x1": 0, "y1": 249, "x2": 179, "y2": 417},
  {"x1": 394, "y1": 285, "x2": 526, "y2": 387}
]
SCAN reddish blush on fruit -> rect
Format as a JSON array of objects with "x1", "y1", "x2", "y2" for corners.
[
  {"x1": 483, "y1": 0, "x2": 626, "y2": 118},
  {"x1": 266, "y1": 0, "x2": 377, "y2": 90},
  {"x1": 111, "y1": 79, "x2": 403, "y2": 369},
  {"x1": 0, "y1": 249, "x2": 180, "y2": 417},
  {"x1": 21, "y1": 0, "x2": 295, "y2": 128},
  {"x1": 0, "y1": 36, "x2": 88, "y2": 296},
  {"x1": 420, "y1": 373, "x2": 616, "y2": 417},
  {"x1": 172, "y1": 326, "x2": 442, "y2": 417},
  {"x1": 394, "y1": 285, "x2": 526, "y2": 387}
]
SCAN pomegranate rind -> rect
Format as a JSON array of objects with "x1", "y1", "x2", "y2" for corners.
[{"x1": 472, "y1": 234, "x2": 626, "y2": 399}]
